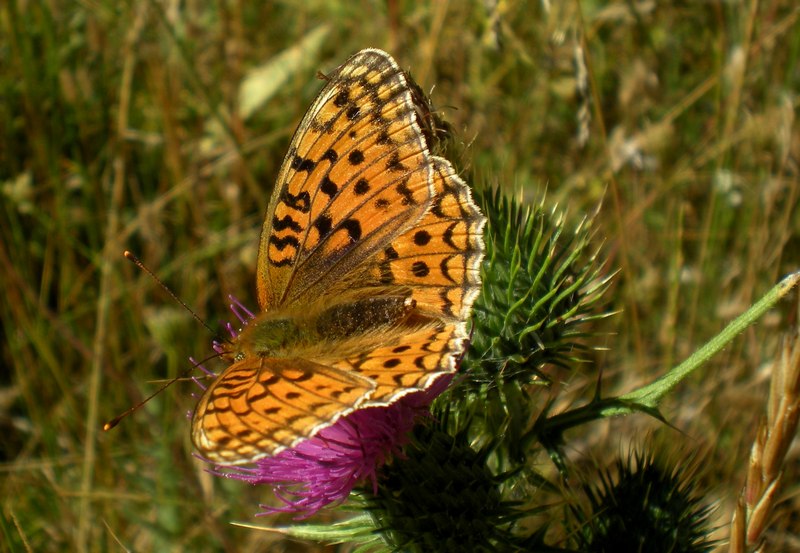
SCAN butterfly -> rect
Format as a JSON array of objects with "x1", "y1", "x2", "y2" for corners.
[{"x1": 191, "y1": 48, "x2": 485, "y2": 465}]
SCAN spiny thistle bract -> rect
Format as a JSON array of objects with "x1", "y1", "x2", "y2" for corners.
[
  {"x1": 570, "y1": 449, "x2": 717, "y2": 553},
  {"x1": 465, "y1": 186, "x2": 611, "y2": 386},
  {"x1": 451, "y1": 187, "x2": 614, "y2": 463},
  {"x1": 365, "y1": 409, "x2": 549, "y2": 553}
]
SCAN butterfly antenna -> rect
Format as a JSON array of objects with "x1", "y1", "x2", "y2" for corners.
[
  {"x1": 124, "y1": 250, "x2": 216, "y2": 336},
  {"x1": 102, "y1": 354, "x2": 219, "y2": 431}
]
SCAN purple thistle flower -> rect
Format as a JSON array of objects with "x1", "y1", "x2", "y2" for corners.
[{"x1": 192, "y1": 296, "x2": 453, "y2": 518}]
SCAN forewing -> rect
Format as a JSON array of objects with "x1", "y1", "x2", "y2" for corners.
[
  {"x1": 362, "y1": 157, "x2": 485, "y2": 321},
  {"x1": 257, "y1": 48, "x2": 434, "y2": 310},
  {"x1": 191, "y1": 357, "x2": 375, "y2": 465}
]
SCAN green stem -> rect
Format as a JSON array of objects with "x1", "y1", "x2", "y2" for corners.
[
  {"x1": 611, "y1": 271, "x2": 800, "y2": 414},
  {"x1": 532, "y1": 272, "x2": 800, "y2": 455}
]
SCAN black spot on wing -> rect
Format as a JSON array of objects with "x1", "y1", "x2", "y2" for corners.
[
  {"x1": 354, "y1": 178, "x2": 370, "y2": 195},
  {"x1": 334, "y1": 90, "x2": 349, "y2": 107},
  {"x1": 346, "y1": 106, "x2": 361, "y2": 120},
  {"x1": 440, "y1": 256, "x2": 456, "y2": 283},
  {"x1": 291, "y1": 155, "x2": 316, "y2": 173},
  {"x1": 443, "y1": 223, "x2": 458, "y2": 249},
  {"x1": 412, "y1": 261, "x2": 429, "y2": 278},
  {"x1": 272, "y1": 215, "x2": 302, "y2": 232},
  {"x1": 314, "y1": 214, "x2": 333, "y2": 239},
  {"x1": 321, "y1": 149, "x2": 338, "y2": 163},
  {"x1": 376, "y1": 129, "x2": 392, "y2": 145},
  {"x1": 281, "y1": 190, "x2": 311, "y2": 213},
  {"x1": 320, "y1": 176, "x2": 338, "y2": 198},
  {"x1": 269, "y1": 234, "x2": 300, "y2": 252},
  {"x1": 379, "y1": 246, "x2": 398, "y2": 284},
  {"x1": 413, "y1": 230, "x2": 431, "y2": 246},
  {"x1": 342, "y1": 219, "x2": 362, "y2": 242},
  {"x1": 348, "y1": 150, "x2": 365, "y2": 165},
  {"x1": 386, "y1": 152, "x2": 406, "y2": 172},
  {"x1": 395, "y1": 179, "x2": 416, "y2": 206}
]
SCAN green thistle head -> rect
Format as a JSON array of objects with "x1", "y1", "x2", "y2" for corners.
[
  {"x1": 571, "y1": 449, "x2": 718, "y2": 553},
  {"x1": 445, "y1": 187, "x2": 614, "y2": 462},
  {"x1": 464, "y1": 187, "x2": 612, "y2": 386},
  {"x1": 366, "y1": 409, "x2": 548, "y2": 553}
]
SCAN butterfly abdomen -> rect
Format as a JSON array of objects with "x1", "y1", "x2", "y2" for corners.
[
  {"x1": 313, "y1": 294, "x2": 417, "y2": 340},
  {"x1": 238, "y1": 293, "x2": 420, "y2": 359}
]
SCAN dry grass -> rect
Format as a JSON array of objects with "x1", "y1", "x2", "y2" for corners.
[{"x1": 729, "y1": 329, "x2": 800, "y2": 552}]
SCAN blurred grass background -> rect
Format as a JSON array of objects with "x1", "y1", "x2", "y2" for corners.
[{"x1": 1, "y1": 1, "x2": 799, "y2": 551}]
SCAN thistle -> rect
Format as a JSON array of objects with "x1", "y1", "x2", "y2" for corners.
[
  {"x1": 453, "y1": 187, "x2": 614, "y2": 464},
  {"x1": 570, "y1": 449, "x2": 718, "y2": 553}
]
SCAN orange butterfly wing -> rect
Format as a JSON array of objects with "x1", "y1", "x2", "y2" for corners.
[
  {"x1": 361, "y1": 157, "x2": 485, "y2": 323},
  {"x1": 256, "y1": 48, "x2": 435, "y2": 310},
  {"x1": 191, "y1": 49, "x2": 484, "y2": 465},
  {"x1": 192, "y1": 358, "x2": 375, "y2": 464}
]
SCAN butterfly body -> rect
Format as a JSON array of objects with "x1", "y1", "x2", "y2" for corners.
[
  {"x1": 192, "y1": 49, "x2": 485, "y2": 465},
  {"x1": 223, "y1": 292, "x2": 419, "y2": 361}
]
